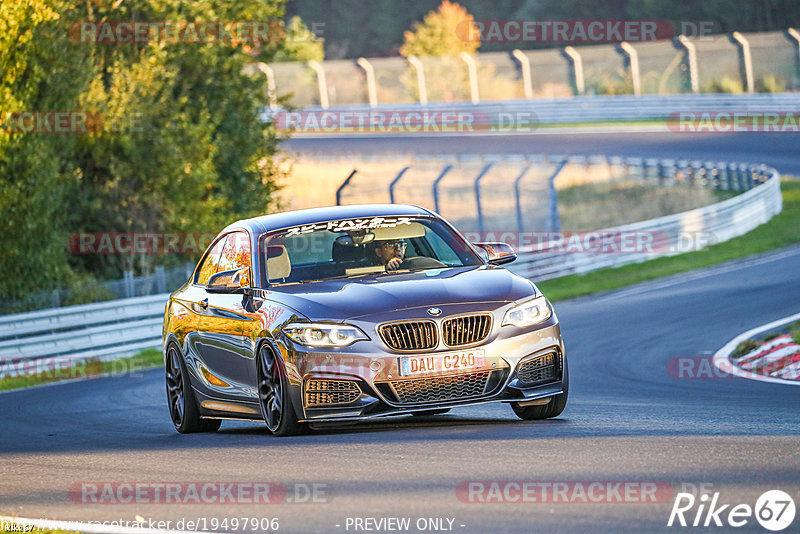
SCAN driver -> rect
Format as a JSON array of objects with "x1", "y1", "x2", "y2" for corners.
[{"x1": 373, "y1": 239, "x2": 406, "y2": 271}]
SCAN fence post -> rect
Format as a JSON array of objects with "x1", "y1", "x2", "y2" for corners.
[
  {"x1": 730, "y1": 32, "x2": 755, "y2": 93},
  {"x1": 407, "y1": 55, "x2": 428, "y2": 106},
  {"x1": 618, "y1": 42, "x2": 641, "y2": 96},
  {"x1": 432, "y1": 165, "x2": 453, "y2": 213},
  {"x1": 307, "y1": 60, "x2": 330, "y2": 109},
  {"x1": 675, "y1": 35, "x2": 699, "y2": 93},
  {"x1": 787, "y1": 28, "x2": 800, "y2": 84},
  {"x1": 511, "y1": 50, "x2": 533, "y2": 100},
  {"x1": 356, "y1": 57, "x2": 378, "y2": 108},
  {"x1": 513, "y1": 163, "x2": 533, "y2": 231},
  {"x1": 388, "y1": 166, "x2": 410, "y2": 203},
  {"x1": 460, "y1": 53, "x2": 480, "y2": 104},
  {"x1": 51, "y1": 290, "x2": 60, "y2": 308},
  {"x1": 474, "y1": 163, "x2": 495, "y2": 235},
  {"x1": 336, "y1": 169, "x2": 358, "y2": 206},
  {"x1": 546, "y1": 160, "x2": 567, "y2": 233},
  {"x1": 562, "y1": 46, "x2": 585, "y2": 95},
  {"x1": 124, "y1": 271, "x2": 134, "y2": 298},
  {"x1": 244, "y1": 62, "x2": 279, "y2": 111}
]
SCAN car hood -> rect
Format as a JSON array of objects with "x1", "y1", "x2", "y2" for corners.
[{"x1": 264, "y1": 266, "x2": 535, "y2": 321}]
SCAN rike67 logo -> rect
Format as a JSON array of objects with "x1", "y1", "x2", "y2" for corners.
[{"x1": 668, "y1": 490, "x2": 795, "y2": 531}]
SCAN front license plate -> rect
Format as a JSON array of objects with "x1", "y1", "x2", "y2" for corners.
[{"x1": 399, "y1": 349, "x2": 486, "y2": 377}]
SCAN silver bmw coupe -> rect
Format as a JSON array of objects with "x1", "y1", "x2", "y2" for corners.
[{"x1": 163, "y1": 204, "x2": 567, "y2": 435}]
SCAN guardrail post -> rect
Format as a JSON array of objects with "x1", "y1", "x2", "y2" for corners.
[
  {"x1": 546, "y1": 159, "x2": 567, "y2": 233},
  {"x1": 675, "y1": 35, "x2": 699, "y2": 93},
  {"x1": 244, "y1": 62, "x2": 279, "y2": 110},
  {"x1": 388, "y1": 166, "x2": 410, "y2": 203},
  {"x1": 730, "y1": 32, "x2": 755, "y2": 93},
  {"x1": 155, "y1": 266, "x2": 166, "y2": 293},
  {"x1": 618, "y1": 42, "x2": 641, "y2": 96},
  {"x1": 432, "y1": 165, "x2": 453, "y2": 213},
  {"x1": 562, "y1": 46, "x2": 585, "y2": 95},
  {"x1": 308, "y1": 60, "x2": 330, "y2": 109},
  {"x1": 787, "y1": 28, "x2": 800, "y2": 85},
  {"x1": 356, "y1": 57, "x2": 378, "y2": 108},
  {"x1": 335, "y1": 169, "x2": 358, "y2": 205},
  {"x1": 407, "y1": 55, "x2": 428, "y2": 106},
  {"x1": 513, "y1": 163, "x2": 533, "y2": 231},
  {"x1": 124, "y1": 271, "x2": 135, "y2": 298},
  {"x1": 474, "y1": 163, "x2": 494, "y2": 235},
  {"x1": 721, "y1": 162, "x2": 732, "y2": 190},
  {"x1": 460, "y1": 53, "x2": 480, "y2": 104},
  {"x1": 511, "y1": 50, "x2": 533, "y2": 100}
]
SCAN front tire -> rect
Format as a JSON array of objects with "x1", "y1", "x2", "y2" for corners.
[
  {"x1": 165, "y1": 344, "x2": 221, "y2": 433},
  {"x1": 258, "y1": 345, "x2": 304, "y2": 436},
  {"x1": 511, "y1": 358, "x2": 569, "y2": 420}
]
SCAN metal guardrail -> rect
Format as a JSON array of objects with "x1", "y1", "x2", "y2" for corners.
[
  {"x1": 0, "y1": 294, "x2": 167, "y2": 367},
  {"x1": 509, "y1": 163, "x2": 781, "y2": 280},
  {"x1": 269, "y1": 92, "x2": 800, "y2": 131}
]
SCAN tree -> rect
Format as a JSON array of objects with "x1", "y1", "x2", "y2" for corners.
[{"x1": 399, "y1": 0, "x2": 480, "y2": 57}]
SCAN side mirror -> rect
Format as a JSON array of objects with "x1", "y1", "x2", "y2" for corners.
[
  {"x1": 207, "y1": 267, "x2": 250, "y2": 293},
  {"x1": 474, "y1": 242, "x2": 517, "y2": 266}
]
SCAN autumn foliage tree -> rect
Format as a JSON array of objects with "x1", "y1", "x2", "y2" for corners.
[{"x1": 399, "y1": 0, "x2": 480, "y2": 57}]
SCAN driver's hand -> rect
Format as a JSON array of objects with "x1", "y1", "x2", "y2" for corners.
[{"x1": 386, "y1": 257, "x2": 403, "y2": 271}]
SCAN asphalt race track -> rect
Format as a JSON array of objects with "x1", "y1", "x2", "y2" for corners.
[
  {"x1": 285, "y1": 131, "x2": 800, "y2": 175},
  {"x1": 3, "y1": 246, "x2": 800, "y2": 534}
]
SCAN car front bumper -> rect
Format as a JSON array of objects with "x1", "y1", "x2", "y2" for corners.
[{"x1": 277, "y1": 318, "x2": 566, "y2": 423}]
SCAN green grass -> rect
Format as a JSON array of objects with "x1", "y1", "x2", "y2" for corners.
[
  {"x1": 0, "y1": 348, "x2": 163, "y2": 393},
  {"x1": 557, "y1": 181, "x2": 734, "y2": 231},
  {"x1": 539, "y1": 179, "x2": 800, "y2": 302}
]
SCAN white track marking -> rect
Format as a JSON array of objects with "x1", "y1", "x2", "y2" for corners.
[{"x1": 712, "y1": 312, "x2": 800, "y2": 386}]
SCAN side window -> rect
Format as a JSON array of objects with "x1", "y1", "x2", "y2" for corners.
[
  {"x1": 195, "y1": 235, "x2": 228, "y2": 285},
  {"x1": 217, "y1": 231, "x2": 252, "y2": 286}
]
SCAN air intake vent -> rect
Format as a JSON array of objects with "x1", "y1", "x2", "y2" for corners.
[
  {"x1": 379, "y1": 321, "x2": 437, "y2": 351},
  {"x1": 516, "y1": 352, "x2": 560, "y2": 386},
  {"x1": 442, "y1": 314, "x2": 492, "y2": 347},
  {"x1": 304, "y1": 379, "x2": 361, "y2": 407},
  {"x1": 387, "y1": 370, "x2": 492, "y2": 404}
]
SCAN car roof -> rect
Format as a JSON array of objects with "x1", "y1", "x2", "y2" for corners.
[{"x1": 221, "y1": 204, "x2": 435, "y2": 235}]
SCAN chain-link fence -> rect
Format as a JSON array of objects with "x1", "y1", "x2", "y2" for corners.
[
  {"x1": 0, "y1": 263, "x2": 194, "y2": 315},
  {"x1": 266, "y1": 30, "x2": 800, "y2": 107}
]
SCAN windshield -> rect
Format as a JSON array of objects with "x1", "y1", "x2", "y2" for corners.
[{"x1": 259, "y1": 216, "x2": 482, "y2": 285}]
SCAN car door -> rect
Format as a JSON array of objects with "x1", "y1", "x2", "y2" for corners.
[{"x1": 194, "y1": 231, "x2": 256, "y2": 401}]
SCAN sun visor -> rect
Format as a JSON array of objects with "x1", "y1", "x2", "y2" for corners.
[{"x1": 372, "y1": 222, "x2": 426, "y2": 240}]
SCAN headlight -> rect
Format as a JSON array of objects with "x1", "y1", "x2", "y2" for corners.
[
  {"x1": 282, "y1": 323, "x2": 369, "y2": 347},
  {"x1": 502, "y1": 296, "x2": 551, "y2": 328}
]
